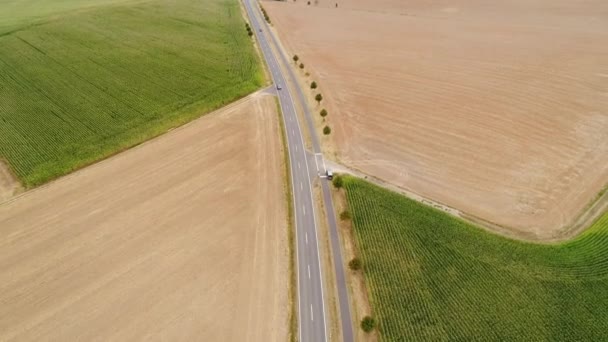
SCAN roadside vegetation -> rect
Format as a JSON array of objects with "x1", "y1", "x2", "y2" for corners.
[
  {"x1": 0, "y1": 0, "x2": 262, "y2": 187},
  {"x1": 260, "y1": 5, "x2": 271, "y2": 24},
  {"x1": 342, "y1": 176, "x2": 608, "y2": 340},
  {"x1": 274, "y1": 99, "x2": 298, "y2": 342}
]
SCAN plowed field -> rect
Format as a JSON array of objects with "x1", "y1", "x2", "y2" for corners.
[
  {"x1": 266, "y1": 0, "x2": 608, "y2": 238},
  {"x1": 0, "y1": 95, "x2": 287, "y2": 341}
]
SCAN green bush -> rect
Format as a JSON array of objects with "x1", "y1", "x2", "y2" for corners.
[
  {"x1": 315, "y1": 93, "x2": 323, "y2": 104},
  {"x1": 323, "y1": 125, "x2": 331, "y2": 135},
  {"x1": 361, "y1": 316, "x2": 376, "y2": 332},
  {"x1": 349, "y1": 257, "x2": 361, "y2": 270},
  {"x1": 320, "y1": 108, "x2": 328, "y2": 118},
  {"x1": 340, "y1": 210, "x2": 351, "y2": 221},
  {"x1": 332, "y1": 175, "x2": 343, "y2": 188},
  {"x1": 310, "y1": 81, "x2": 317, "y2": 90}
]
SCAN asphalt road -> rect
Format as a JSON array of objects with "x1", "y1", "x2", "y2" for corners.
[
  {"x1": 262, "y1": 15, "x2": 355, "y2": 342},
  {"x1": 242, "y1": 1, "x2": 328, "y2": 341}
]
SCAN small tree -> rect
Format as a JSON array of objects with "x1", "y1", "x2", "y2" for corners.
[
  {"x1": 293, "y1": 55, "x2": 299, "y2": 64},
  {"x1": 349, "y1": 257, "x2": 361, "y2": 270},
  {"x1": 310, "y1": 81, "x2": 317, "y2": 90},
  {"x1": 299, "y1": 63, "x2": 305, "y2": 69},
  {"x1": 315, "y1": 93, "x2": 323, "y2": 105},
  {"x1": 340, "y1": 210, "x2": 351, "y2": 221},
  {"x1": 332, "y1": 175, "x2": 343, "y2": 188},
  {"x1": 323, "y1": 125, "x2": 331, "y2": 135},
  {"x1": 361, "y1": 316, "x2": 376, "y2": 332},
  {"x1": 320, "y1": 108, "x2": 328, "y2": 118}
]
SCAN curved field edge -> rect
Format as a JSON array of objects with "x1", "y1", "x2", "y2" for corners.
[
  {"x1": 342, "y1": 176, "x2": 608, "y2": 341},
  {"x1": 0, "y1": 0, "x2": 263, "y2": 187}
]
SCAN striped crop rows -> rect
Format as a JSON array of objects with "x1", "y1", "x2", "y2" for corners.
[
  {"x1": 344, "y1": 177, "x2": 608, "y2": 340},
  {"x1": 0, "y1": 0, "x2": 262, "y2": 187}
]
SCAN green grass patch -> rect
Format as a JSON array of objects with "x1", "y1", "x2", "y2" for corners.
[
  {"x1": 343, "y1": 176, "x2": 608, "y2": 341},
  {"x1": 0, "y1": 0, "x2": 262, "y2": 187}
]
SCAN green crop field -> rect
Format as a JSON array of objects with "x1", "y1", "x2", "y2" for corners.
[
  {"x1": 0, "y1": 0, "x2": 262, "y2": 186},
  {"x1": 343, "y1": 176, "x2": 608, "y2": 341}
]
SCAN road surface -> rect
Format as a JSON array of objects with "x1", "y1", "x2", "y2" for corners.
[
  {"x1": 261, "y1": 12, "x2": 356, "y2": 342},
  {"x1": 242, "y1": 1, "x2": 328, "y2": 341}
]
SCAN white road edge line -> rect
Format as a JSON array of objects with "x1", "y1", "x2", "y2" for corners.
[{"x1": 249, "y1": 2, "x2": 328, "y2": 340}]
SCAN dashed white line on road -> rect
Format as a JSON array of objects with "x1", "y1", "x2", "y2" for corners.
[
  {"x1": 300, "y1": 182, "x2": 303, "y2": 191},
  {"x1": 311, "y1": 304, "x2": 314, "y2": 321},
  {"x1": 298, "y1": 162, "x2": 301, "y2": 169},
  {"x1": 305, "y1": 232, "x2": 308, "y2": 244},
  {"x1": 295, "y1": 145, "x2": 298, "y2": 152},
  {"x1": 303, "y1": 205, "x2": 306, "y2": 216},
  {"x1": 292, "y1": 129, "x2": 295, "y2": 136},
  {"x1": 308, "y1": 265, "x2": 311, "y2": 278}
]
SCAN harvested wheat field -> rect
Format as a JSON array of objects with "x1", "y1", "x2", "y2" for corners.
[
  {"x1": 266, "y1": 0, "x2": 608, "y2": 238},
  {"x1": 0, "y1": 94, "x2": 288, "y2": 341},
  {"x1": 0, "y1": 162, "x2": 21, "y2": 202}
]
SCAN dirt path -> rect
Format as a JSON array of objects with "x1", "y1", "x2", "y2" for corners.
[{"x1": 0, "y1": 94, "x2": 288, "y2": 341}]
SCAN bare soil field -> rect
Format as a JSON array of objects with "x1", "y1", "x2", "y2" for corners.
[
  {"x1": 266, "y1": 0, "x2": 608, "y2": 238},
  {"x1": 0, "y1": 161, "x2": 21, "y2": 202},
  {"x1": 0, "y1": 95, "x2": 288, "y2": 341}
]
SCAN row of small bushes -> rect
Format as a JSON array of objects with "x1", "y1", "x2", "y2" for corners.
[
  {"x1": 292, "y1": 54, "x2": 332, "y2": 135},
  {"x1": 260, "y1": 6, "x2": 271, "y2": 23},
  {"x1": 333, "y1": 174, "x2": 377, "y2": 333}
]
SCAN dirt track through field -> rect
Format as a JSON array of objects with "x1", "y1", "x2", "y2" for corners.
[
  {"x1": 266, "y1": 0, "x2": 608, "y2": 238},
  {"x1": 0, "y1": 94, "x2": 288, "y2": 341}
]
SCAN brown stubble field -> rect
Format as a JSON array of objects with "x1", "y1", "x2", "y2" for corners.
[
  {"x1": 0, "y1": 95, "x2": 288, "y2": 341},
  {"x1": 266, "y1": 0, "x2": 608, "y2": 238}
]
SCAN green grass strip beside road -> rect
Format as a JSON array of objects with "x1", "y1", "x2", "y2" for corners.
[{"x1": 343, "y1": 176, "x2": 608, "y2": 341}]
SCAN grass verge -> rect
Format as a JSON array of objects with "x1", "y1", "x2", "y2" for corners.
[
  {"x1": 275, "y1": 97, "x2": 297, "y2": 342},
  {"x1": 343, "y1": 175, "x2": 608, "y2": 341}
]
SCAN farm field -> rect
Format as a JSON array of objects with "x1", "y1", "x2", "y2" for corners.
[
  {"x1": 265, "y1": 0, "x2": 608, "y2": 238},
  {"x1": 0, "y1": 0, "x2": 262, "y2": 187},
  {"x1": 343, "y1": 176, "x2": 608, "y2": 341},
  {"x1": 0, "y1": 95, "x2": 288, "y2": 341}
]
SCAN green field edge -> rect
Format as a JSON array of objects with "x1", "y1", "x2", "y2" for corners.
[
  {"x1": 339, "y1": 163, "x2": 608, "y2": 244},
  {"x1": 3, "y1": 0, "x2": 266, "y2": 189},
  {"x1": 339, "y1": 174, "x2": 608, "y2": 340},
  {"x1": 13, "y1": 82, "x2": 261, "y2": 189}
]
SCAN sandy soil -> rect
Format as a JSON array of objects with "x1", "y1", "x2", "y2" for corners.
[
  {"x1": 0, "y1": 94, "x2": 288, "y2": 341},
  {"x1": 0, "y1": 161, "x2": 21, "y2": 202},
  {"x1": 265, "y1": 0, "x2": 608, "y2": 238}
]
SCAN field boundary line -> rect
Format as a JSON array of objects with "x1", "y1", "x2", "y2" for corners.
[
  {"x1": 0, "y1": 90, "x2": 266, "y2": 207},
  {"x1": 329, "y1": 158, "x2": 608, "y2": 244}
]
